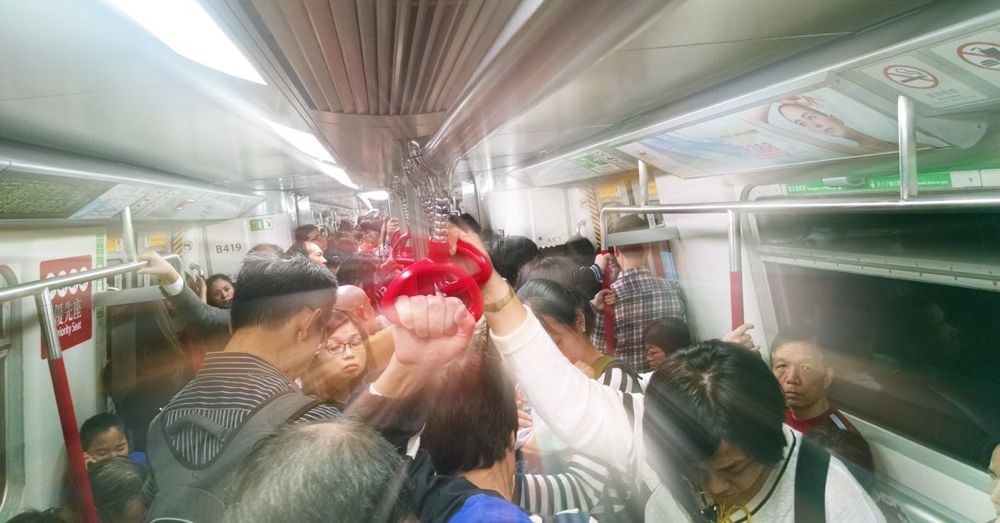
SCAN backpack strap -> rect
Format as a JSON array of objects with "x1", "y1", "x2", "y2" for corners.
[
  {"x1": 602, "y1": 358, "x2": 642, "y2": 386},
  {"x1": 591, "y1": 355, "x2": 616, "y2": 378},
  {"x1": 148, "y1": 391, "x2": 322, "y2": 516},
  {"x1": 794, "y1": 437, "x2": 830, "y2": 523}
]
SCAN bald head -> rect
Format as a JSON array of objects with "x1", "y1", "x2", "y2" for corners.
[{"x1": 335, "y1": 285, "x2": 377, "y2": 333}]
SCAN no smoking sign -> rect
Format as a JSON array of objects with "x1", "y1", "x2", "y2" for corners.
[{"x1": 882, "y1": 65, "x2": 939, "y2": 89}]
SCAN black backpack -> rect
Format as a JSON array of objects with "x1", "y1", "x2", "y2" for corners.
[{"x1": 146, "y1": 391, "x2": 321, "y2": 523}]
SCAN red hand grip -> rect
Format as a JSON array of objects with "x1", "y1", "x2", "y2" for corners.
[
  {"x1": 380, "y1": 239, "x2": 492, "y2": 320},
  {"x1": 437, "y1": 241, "x2": 492, "y2": 293},
  {"x1": 391, "y1": 231, "x2": 415, "y2": 267},
  {"x1": 381, "y1": 260, "x2": 484, "y2": 320}
]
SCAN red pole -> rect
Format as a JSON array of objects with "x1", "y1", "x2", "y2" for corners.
[
  {"x1": 49, "y1": 358, "x2": 99, "y2": 523},
  {"x1": 601, "y1": 250, "x2": 616, "y2": 356},
  {"x1": 730, "y1": 270, "x2": 744, "y2": 330},
  {"x1": 36, "y1": 290, "x2": 98, "y2": 523},
  {"x1": 728, "y1": 211, "x2": 744, "y2": 330}
]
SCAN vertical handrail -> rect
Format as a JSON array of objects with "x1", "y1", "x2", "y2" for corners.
[
  {"x1": 727, "y1": 210, "x2": 744, "y2": 329},
  {"x1": 601, "y1": 249, "x2": 616, "y2": 356},
  {"x1": 121, "y1": 206, "x2": 138, "y2": 290},
  {"x1": 121, "y1": 206, "x2": 137, "y2": 263},
  {"x1": 637, "y1": 160, "x2": 650, "y2": 207},
  {"x1": 898, "y1": 95, "x2": 918, "y2": 201},
  {"x1": 36, "y1": 288, "x2": 98, "y2": 523}
]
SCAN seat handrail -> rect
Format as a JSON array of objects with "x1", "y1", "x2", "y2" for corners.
[{"x1": 0, "y1": 254, "x2": 178, "y2": 303}]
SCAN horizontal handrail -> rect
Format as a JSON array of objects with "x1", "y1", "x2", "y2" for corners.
[
  {"x1": 599, "y1": 192, "x2": 1000, "y2": 250},
  {"x1": 0, "y1": 254, "x2": 178, "y2": 303}
]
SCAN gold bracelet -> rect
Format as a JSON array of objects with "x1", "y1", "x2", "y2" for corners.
[{"x1": 484, "y1": 283, "x2": 516, "y2": 313}]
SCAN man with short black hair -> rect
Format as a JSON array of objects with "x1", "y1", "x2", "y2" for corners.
[
  {"x1": 770, "y1": 326, "x2": 874, "y2": 475},
  {"x1": 143, "y1": 252, "x2": 341, "y2": 521},
  {"x1": 770, "y1": 327, "x2": 868, "y2": 437},
  {"x1": 287, "y1": 240, "x2": 328, "y2": 268},
  {"x1": 294, "y1": 224, "x2": 320, "y2": 243},
  {"x1": 225, "y1": 294, "x2": 482, "y2": 523},
  {"x1": 591, "y1": 214, "x2": 686, "y2": 372}
]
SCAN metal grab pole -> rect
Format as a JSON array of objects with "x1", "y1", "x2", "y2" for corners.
[
  {"x1": 898, "y1": 96, "x2": 918, "y2": 201},
  {"x1": 728, "y1": 210, "x2": 744, "y2": 329},
  {"x1": 601, "y1": 250, "x2": 616, "y2": 356},
  {"x1": 638, "y1": 160, "x2": 650, "y2": 207},
  {"x1": 36, "y1": 288, "x2": 98, "y2": 523},
  {"x1": 0, "y1": 255, "x2": 179, "y2": 303},
  {"x1": 121, "y1": 205, "x2": 137, "y2": 263}
]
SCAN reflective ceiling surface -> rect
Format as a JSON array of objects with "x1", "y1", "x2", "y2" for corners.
[
  {"x1": 0, "y1": 0, "x2": 341, "y2": 193},
  {"x1": 0, "y1": 0, "x2": 952, "y2": 205}
]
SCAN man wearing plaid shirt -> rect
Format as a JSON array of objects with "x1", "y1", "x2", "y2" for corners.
[{"x1": 590, "y1": 215, "x2": 686, "y2": 372}]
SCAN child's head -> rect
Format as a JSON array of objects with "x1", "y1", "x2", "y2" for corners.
[
  {"x1": 89, "y1": 457, "x2": 148, "y2": 523},
  {"x1": 80, "y1": 413, "x2": 130, "y2": 463}
]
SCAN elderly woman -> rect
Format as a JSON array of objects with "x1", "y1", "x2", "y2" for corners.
[{"x1": 301, "y1": 310, "x2": 373, "y2": 409}]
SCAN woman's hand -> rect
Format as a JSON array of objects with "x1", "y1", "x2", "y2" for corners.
[
  {"x1": 591, "y1": 289, "x2": 616, "y2": 313},
  {"x1": 195, "y1": 274, "x2": 208, "y2": 301}
]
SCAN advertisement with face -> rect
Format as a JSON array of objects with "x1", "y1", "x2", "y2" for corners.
[{"x1": 617, "y1": 87, "x2": 949, "y2": 177}]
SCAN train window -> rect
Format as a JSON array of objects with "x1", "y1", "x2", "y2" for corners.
[
  {"x1": 758, "y1": 212, "x2": 1000, "y2": 467},
  {"x1": 756, "y1": 211, "x2": 1000, "y2": 263}
]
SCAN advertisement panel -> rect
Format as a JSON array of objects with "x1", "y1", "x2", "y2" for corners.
[{"x1": 617, "y1": 87, "x2": 947, "y2": 177}]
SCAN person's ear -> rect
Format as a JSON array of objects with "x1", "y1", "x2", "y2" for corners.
[
  {"x1": 575, "y1": 309, "x2": 586, "y2": 333},
  {"x1": 823, "y1": 367, "x2": 834, "y2": 390},
  {"x1": 361, "y1": 304, "x2": 374, "y2": 321},
  {"x1": 298, "y1": 308, "x2": 325, "y2": 341}
]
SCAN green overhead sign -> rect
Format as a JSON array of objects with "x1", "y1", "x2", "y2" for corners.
[{"x1": 785, "y1": 172, "x2": 955, "y2": 195}]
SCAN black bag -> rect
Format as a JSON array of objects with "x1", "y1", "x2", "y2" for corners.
[{"x1": 146, "y1": 391, "x2": 321, "y2": 523}]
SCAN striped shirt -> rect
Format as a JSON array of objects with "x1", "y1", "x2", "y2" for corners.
[
  {"x1": 158, "y1": 352, "x2": 341, "y2": 466},
  {"x1": 591, "y1": 268, "x2": 685, "y2": 372},
  {"x1": 517, "y1": 366, "x2": 641, "y2": 517}
]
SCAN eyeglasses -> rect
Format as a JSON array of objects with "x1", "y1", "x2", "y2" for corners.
[{"x1": 320, "y1": 340, "x2": 365, "y2": 357}]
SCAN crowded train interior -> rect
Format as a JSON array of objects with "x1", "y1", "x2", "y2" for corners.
[{"x1": 2, "y1": 1, "x2": 1000, "y2": 522}]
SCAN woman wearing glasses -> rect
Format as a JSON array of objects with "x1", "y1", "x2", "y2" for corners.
[{"x1": 302, "y1": 310, "x2": 373, "y2": 409}]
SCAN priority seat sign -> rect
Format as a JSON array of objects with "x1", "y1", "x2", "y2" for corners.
[{"x1": 39, "y1": 255, "x2": 93, "y2": 358}]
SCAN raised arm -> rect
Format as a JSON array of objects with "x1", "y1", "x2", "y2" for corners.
[
  {"x1": 139, "y1": 250, "x2": 229, "y2": 335},
  {"x1": 451, "y1": 229, "x2": 641, "y2": 473},
  {"x1": 346, "y1": 295, "x2": 475, "y2": 446}
]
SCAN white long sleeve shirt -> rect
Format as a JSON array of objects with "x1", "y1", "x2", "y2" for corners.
[{"x1": 491, "y1": 306, "x2": 885, "y2": 522}]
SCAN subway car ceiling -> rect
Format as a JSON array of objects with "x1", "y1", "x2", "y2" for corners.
[{"x1": 1, "y1": 0, "x2": 1000, "y2": 223}]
